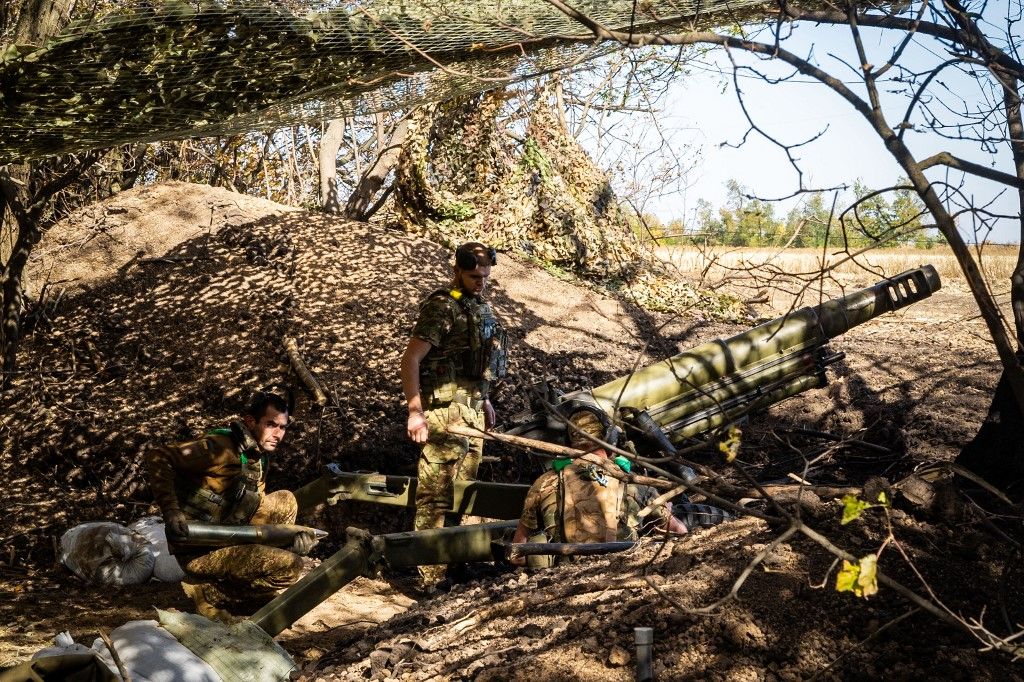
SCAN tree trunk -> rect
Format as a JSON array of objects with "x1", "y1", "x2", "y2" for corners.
[
  {"x1": 0, "y1": 170, "x2": 33, "y2": 389},
  {"x1": 344, "y1": 116, "x2": 409, "y2": 221},
  {"x1": 1, "y1": 214, "x2": 38, "y2": 386},
  {"x1": 1005, "y1": 85, "x2": 1024, "y2": 348},
  {"x1": 0, "y1": 193, "x2": 10, "y2": 269},
  {"x1": 319, "y1": 119, "x2": 345, "y2": 213},
  {"x1": 955, "y1": 362, "x2": 1024, "y2": 499},
  {"x1": 852, "y1": 81, "x2": 1024, "y2": 417},
  {"x1": 12, "y1": 0, "x2": 74, "y2": 44},
  {"x1": 955, "y1": 80, "x2": 1024, "y2": 498},
  {"x1": 0, "y1": 151, "x2": 99, "y2": 388}
]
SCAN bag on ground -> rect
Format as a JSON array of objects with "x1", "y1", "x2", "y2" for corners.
[{"x1": 60, "y1": 522, "x2": 155, "y2": 585}]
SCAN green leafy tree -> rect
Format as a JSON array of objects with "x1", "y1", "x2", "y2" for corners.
[{"x1": 845, "y1": 181, "x2": 926, "y2": 248}]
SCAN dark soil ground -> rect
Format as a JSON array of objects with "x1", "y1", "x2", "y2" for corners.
[{"x1": 1, "y1": 182, "x2": 1021, "y2": 679}]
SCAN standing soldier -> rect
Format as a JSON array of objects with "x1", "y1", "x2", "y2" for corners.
[
  {"x1": 145, "y1": 389, "x2": 316, "y2": 621},
  {"x1": 401, "y1": 242, "x2": 508, "y2": 591}
]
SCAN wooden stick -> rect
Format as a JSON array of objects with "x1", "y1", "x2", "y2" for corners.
[
  {"x1": 283, "y1": 336, "x2": 328, "y2": 406},
  {"x1": 98, "y1": 628, "x2": 131, "y2": 682},
  {"x1": 702, "y1": 478, "x2": 860, "y2": 501},
  {"x1": 447, "y1": 424, "x2": 677, "y2": 490},
  {"x1": 448, "y1": 423, "x2": 578, "y2": 457},
  {"x1": 787, "y1": 472, "x2": 813, "y2": 486}
]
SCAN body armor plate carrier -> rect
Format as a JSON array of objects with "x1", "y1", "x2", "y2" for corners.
[
  {"x1": 180, "y1": 454, "x2": 264, "y2": 524},
  {"x1": 419, "y1": 289, "x2": 508, "y2": 408}
]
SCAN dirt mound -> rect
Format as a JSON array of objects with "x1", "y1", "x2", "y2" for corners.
[
  {"x1": 0, "y1": 180, "x2": 714, "y2": 576},
  {"x1": 26, "y1": 180, "x2": 297, "y2": 296},
  {"x1": 1, "y1": 182, "x2": 1020, "y2": 677}
]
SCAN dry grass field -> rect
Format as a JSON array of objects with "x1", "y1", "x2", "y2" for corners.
[{"x1": 656, "y1": 244, "x2": 1019, "y2": 289}]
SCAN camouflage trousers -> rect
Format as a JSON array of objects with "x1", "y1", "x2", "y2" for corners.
[
  {"x1": 181, "y1": 490, "x2": 303, "y2": 617},
  {"x1": 414, "y1": 401, "x2": 484, "y2": 587}
]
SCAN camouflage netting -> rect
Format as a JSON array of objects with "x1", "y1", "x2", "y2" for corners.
[
  {"x1": 392, "y1": 88, "x2": 743, "y2": 317},
  {"x1": 0, "y1": 0, "x2": 771, "y2": 162}
]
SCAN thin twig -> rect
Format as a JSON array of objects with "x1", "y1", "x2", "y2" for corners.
[{"x1": 99, "y1": 628, "x2": 131, "y2": 682}]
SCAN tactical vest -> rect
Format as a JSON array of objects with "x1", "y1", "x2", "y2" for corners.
[
  {"x1": 419, "y1": 289, "x2": 508, "y2": 409},
  {"x1": 178, "y1": 430, "x2": 265, "y2": 524},
  {"x1": 557, "y1": 461, "x2": 623, "y2": 543}
]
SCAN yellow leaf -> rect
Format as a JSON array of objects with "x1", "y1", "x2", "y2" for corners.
[
  {"x1": 841, "y1": 494, "x2": 871, "y2": 525},
  {"x1": 835, "y1": 555, "x2": 879, "y2": 598},
  {"x1": 717, "y1": 425, "x2": 742, "y2": 462},
  {"x1": 857, "y1": 554, "x2": 879, "y2": 598},
  {"x1": 836, "y1": 560, "x2": 860, "y2": 595}
]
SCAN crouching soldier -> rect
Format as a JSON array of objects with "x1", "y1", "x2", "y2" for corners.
[
  {"x1": 144, "y1": 389, "x2": 316, "y2": 621},
  {"x1": 511, "y1": 407, "x2": 727, "y2": 565}
]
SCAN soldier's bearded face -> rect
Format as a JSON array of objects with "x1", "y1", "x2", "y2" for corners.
[
  {"x1": 456, "y1": 264, "x2": 491, "y2": 296},
  {"x1": 245, "y1": 405, "x2": 289, "y2": 451}
]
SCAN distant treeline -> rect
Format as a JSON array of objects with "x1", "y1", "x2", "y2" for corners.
[{"x1": 633, "y1": 180, "x2": 948, "y2": 249}]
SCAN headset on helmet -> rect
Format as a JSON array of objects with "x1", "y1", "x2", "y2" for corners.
[{"x1": 559, "y1": 399, "x2": 621, "y2": 449}]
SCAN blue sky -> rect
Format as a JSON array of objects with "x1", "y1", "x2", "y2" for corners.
[{"x1": 589, "y1": 19, "x2": 1021, "y2": 244}]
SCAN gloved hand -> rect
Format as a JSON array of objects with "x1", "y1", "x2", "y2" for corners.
[
  {"x1": 165, "y1": 511, "x2": 190, "y2": 540},
  {"x1": 291, "y1": 530, "x2": 317, "y2": 556}
]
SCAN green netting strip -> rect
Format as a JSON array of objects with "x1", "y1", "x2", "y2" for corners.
[{"x1": 0, "y1": 0, "x2": 769, "y2": 161}]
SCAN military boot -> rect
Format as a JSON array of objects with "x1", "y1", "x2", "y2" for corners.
[{"x1": 181, "y1": 581, "x2": 242, "y2": 624}]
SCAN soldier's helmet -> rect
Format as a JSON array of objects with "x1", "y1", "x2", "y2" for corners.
[{"x1": 567, "y1": 410, "x2": 607, "y2": 451}]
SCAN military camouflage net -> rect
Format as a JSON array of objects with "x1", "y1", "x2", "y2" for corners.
[
  {"x1": 0, "y1": 0, "x2": 770, "y2": 162},
  {"x1": 391, "y1": 87, "x2": 743, "y2": 317}
]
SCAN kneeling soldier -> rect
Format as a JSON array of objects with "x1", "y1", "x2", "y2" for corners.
[
  {"x1": 511, "y1": 408, "x2": 687, "y2": 564},
  {"x1": 511, "y1": 405, "x2": 740, "y2": 566},
  {"x1": 145, "y1": 389, "x2": 315, "y2": 621}
]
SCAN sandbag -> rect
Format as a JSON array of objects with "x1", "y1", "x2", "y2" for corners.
[
  {"x1": 128, "y1": 516, "x2": 186, "y2": 582},
  {"x1": 24, "y1": 625, "x2": 221, "y2": 682},
  {"x1": 158, "y1": 609, "x2": 295, "y2": 682},
  {"x1": 1, "y1": 652, "x2": 118, "y2": 682},
  {"x1": 91, "y1": 620, "x2": 221, "y2": 682},
  {"x1": 60, "y1": 522, "x2": 155, "y2": 586}
]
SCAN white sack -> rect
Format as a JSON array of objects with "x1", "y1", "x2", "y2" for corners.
[
  {"x1": 91, "y1": 619, "x2": 222, "y2": 682},
  {"x1": 60, "y1": 521, "x2": 156, "y2": 585},
  {"x1": 129, "y1": 515, "x2": 186, "y2": 582}
]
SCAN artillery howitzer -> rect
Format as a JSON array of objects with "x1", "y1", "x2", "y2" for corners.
[
  {"x1": 250, "y1": 265, "x2": 941, "y2": 636},
  {"x1": 506, "y1": 264, "x2": 942, "y2": 456}
]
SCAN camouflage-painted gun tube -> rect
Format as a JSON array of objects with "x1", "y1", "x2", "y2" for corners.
[{"x1": 578, "y1": 265, "x2": 941, "y2": 443}]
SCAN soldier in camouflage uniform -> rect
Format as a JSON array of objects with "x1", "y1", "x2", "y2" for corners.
[
  {"x1": 145, "y1": 390, "x2": 316, "y2": 621},
  {"x1": 401, "y1": 242, "x2": 508, "y2": 590},
  {"x1": 511, "y1": 409, "x2": 688, "y2": 566}
]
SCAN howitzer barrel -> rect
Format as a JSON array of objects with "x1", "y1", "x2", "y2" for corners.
[
  {"x1": 501, "y1": 540, "x2": 636, "y2": 559},
  {"x1": 576, "y1": 266, "x2": 940, "y2": 441}
]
